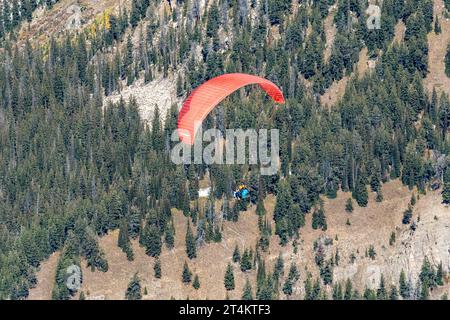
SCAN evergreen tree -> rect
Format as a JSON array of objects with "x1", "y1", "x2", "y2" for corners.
[
  {"x1": 353, "y1": 176, "x2": 368, "y2": 207},
  {"x1": 345, "y1": 198, "x2": 354, "y2": 213},
  {"x1": 242, "y1": 278, "x2": 253, "y2": 300},
  {"x1": 224, "y1": 263, "x2": 235, "y2": 291},
  {"x1": 436, "y1": 261, "x2": 444, "y2": 286},
  {"x1": 193, "y1": 274, "x2": 200, "y2": 290},
  {"x1": 446, "y1": 44, "x2": 450, "y2": 77},
  {"x1": 165, "y1": 223, "x2": 175, "y2": 249},
  {"x1": 240, "y1": 249, "x2": 252, "y2": 272},
  {"x1": 141, "y1": 223, "x2": 162, "y2": 257},
  {"x1": 399, "y1": 269, "x2": 409, "y2": 299},
  {"x1": 182, "y1": 261, "x2": 192, "y2": 284},
  {"x1": 232, "y1": 245, "x2": 241, "y2": 263},
  {"x1": 154, "y1": 259, "x2": 161, "y2": 279},
  {"x1": 185, "y1": 222, "x2": 197, "y2": 259},
  {"x1": 377, "y1": 274, "x2": 388, "y2": 300},
  {"x1": 312, "y1": 205, "x2": 327, "y2": 231},
  {"x1": 434, "y1": 15, "x2": 441, "y2": 34},
  {"x1": 118, "y1": 219, "x2": 134, "y2": 261},
  {"x1": 442, "y1": 167, "x2": 450, "y2": 204},
  {"x1": 332, "y1": 283, "x2": 343, "y2": 300},
  {"x1": 125, "y1": 273, "x2": 142, "y2": 300},
  {"x1": 389, "y1": 285, "x2": 398, "y2": 300},
  {"x1": 282, "y1": 263, "x2": 299, "y2": 296},
  {"x1": 344, "y1": 279, "x2": 353, "y2": 300}
]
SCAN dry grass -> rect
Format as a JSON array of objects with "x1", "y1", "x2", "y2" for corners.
[
  {"x1": 393, "y1": 20, "x2": 406, "y2": 44},
  {"x1": 27, "y1": 252, "x2": 60, "y2": 300},
  {"x1": 323, "y1": 5, "x2": 338, "y2": 63},
  {"x1": 424, "y1": 0, "x2": 450, "y2": 97}
]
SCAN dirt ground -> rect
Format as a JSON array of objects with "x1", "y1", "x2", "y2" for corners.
[
  {"x1": 323, "y1": 5, "x2": 338, "y2": 63},
  {"x1": 393, "y1": 20, "x2": 406, "y2": 45},
  {"x1": 27, "y1": 251, "x2": 60, "y2": 300},
  {"x1": 424, "y1": 0, "x2": 450, "y2": 97}
]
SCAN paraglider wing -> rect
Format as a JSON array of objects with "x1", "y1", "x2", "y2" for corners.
[{"x1": 177, "y1": 73, "x2": 285, "y2": 145}]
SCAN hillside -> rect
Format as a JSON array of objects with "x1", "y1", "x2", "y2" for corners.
[
  {"x1": 1, "y1": 0, "x2": 450, "y2": 301},
  {"x1": 28, "y1": 180, "x2": 450, "y2": 299}
]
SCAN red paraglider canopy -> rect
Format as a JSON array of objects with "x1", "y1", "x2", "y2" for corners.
[{"x1": 177, "y1": 73, "x2": 285, "y2": 145}]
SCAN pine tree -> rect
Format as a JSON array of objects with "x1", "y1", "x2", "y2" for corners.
[
  {"x1": 434, "y1": 16, "x2": 442, "y2": 34},
  {"x1": 389, "y1": 285, "x2": 398, "y2": 300},
  {"x1": 311, "y1": 205, "x2": 327, "y2": 231},
  {"x1": 240, "y1": 249, "x2": 252, "y2": 272},
  {"x1": 344, "y1": 279, "x2": 353, "y2": 300},
  {"x1": 185, "y1": 222, "x2": 197, "y2": 259},
  {"x1": 345, "y1": 198, "x2": 353, "y2": 213},
  {"x1": 141, "y1": 223, "x2": 161, "y2": 257},
  {"x1": 353, "y1": 176, "x2": 368, "y2": 207},
  {"x1": 402, "y1": 205, "x2": 413, "y2": 225},
  {"x1": 377, "y1": 274, "x2": 388, "y2": 300},
  {"x1": 224, "y1": 263, "x2": 235, "y2": 291},
  {"x1": 442, "y1": 167, "x2": 450, "y2": 204},
  {"x1": 436, "y1": 261, "x2": 444, "y2": 286},
  {"x1": 242, "y1": 279, "x2": 253, "y2": 300},
  {"x1": 130, "y1": 0, "x2": 141, "y2": 27},
  {"x1": 332, "y1": 283, "x2": 343, "y2": 300},
  {"x1": 182, "y1": 261, "x2": 192, "y2": 284},
  {"x1": 273, "y1": 253, "x2": 284, "y2": 280},
  {"x1": 446, "y1": 43, "x2": 450, "y2": 77},
  {"x1": 154, "y1": 259, "x2": 161, "y2": 279},
  {"x1": 232, "y1": 245, "x2": 241, "y2": 263},
  {"x1": 118, "y1": 219, "x2": 134, "y2": 261},
  {"x1": 363, "y1": 287, "x2": 376, "y2": 300},
  {"x1": 282, "y1": 263, "x2": 299, "y2": 296},
  {"x1": 193, "y1": 274, "x2": 200, "y2": 290},
  {"x1": 165, "y1": 223, "x2": 175, "y2": 249},
  {"x1": 125, "y1": 273, "x2": 142, "y2": 300},
  {"x1": 389, "y1": 231, "x2": 396, "y2": 246},
  {"x1": 399, "y1": 269, "x2": 409, "y2": 299}
]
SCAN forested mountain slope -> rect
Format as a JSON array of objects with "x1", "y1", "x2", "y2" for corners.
[{"x1": 1, "y1": 0, "x2": 450, "y2": 300}]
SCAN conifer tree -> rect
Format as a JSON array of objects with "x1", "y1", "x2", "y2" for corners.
[
  {"x1": 377, "y1": 274, "x2": 388, "y2": 300},
  {"x1": 141, "y1": 223, "x2": 161, "y2": 257},
  {"x1": 118, "y1": 219, "x2": 134, "y2": 261},
  {"x1": 193, "y1": 274, "x2": 200, "y2": 290},
  {"x1": 182, "y1": 261, "x2": 192, "y2": 284},
  {"x1": 344, "y1": 279, "x2": 353, "y2": 300},
  {"x1": 345, "y1": 198, "x2": 353, "y2": 213},
  {"x1": 232, "y1": 245, "x2": 240, "y2": 263},
  {"x1": 312, "y1": 205, "x2": 327, "y2": 231},
  {"x1": 389, "y1": 285, "x2": 398, "y2": 300},
  {"x1": 240, "y1": 249, "x2": 252, "y2": 272},
  {"x1": 332, "y1": 283, "x2": 343, "y2": 300},
  {"x1": 446, "y1": 44, "x2": 450, "y2": 77},
  {"x1": 434, "y1": 16, "x2": 441, "y2": 34},
  {"x1": 154, "y1": 259, "x2": 161, "y2": 279},
  {"x1": 436, "y1": 261, "x2": 444, "y2": 286},
  {"x1": 442, "y1": 167, "x2": 450, "y2": 204},
  {"x1": 224, "y1": 263, "x2": 235, "y2": 291},
  {"x1": 399, "y1": 269, "x2": 409, "y2": 299},
  {"x1": 125, "y1": 273, "x2": 142, "y2": 300},
  {"x1": 242, "y1": 278, "x2": 253, "y2": 300},
  {"x1": 353, "y1": 176, "x2": 368, "y2": 207},
  {"x1": 185, "y1": 222, "x2": 197, "y2": 259}
]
